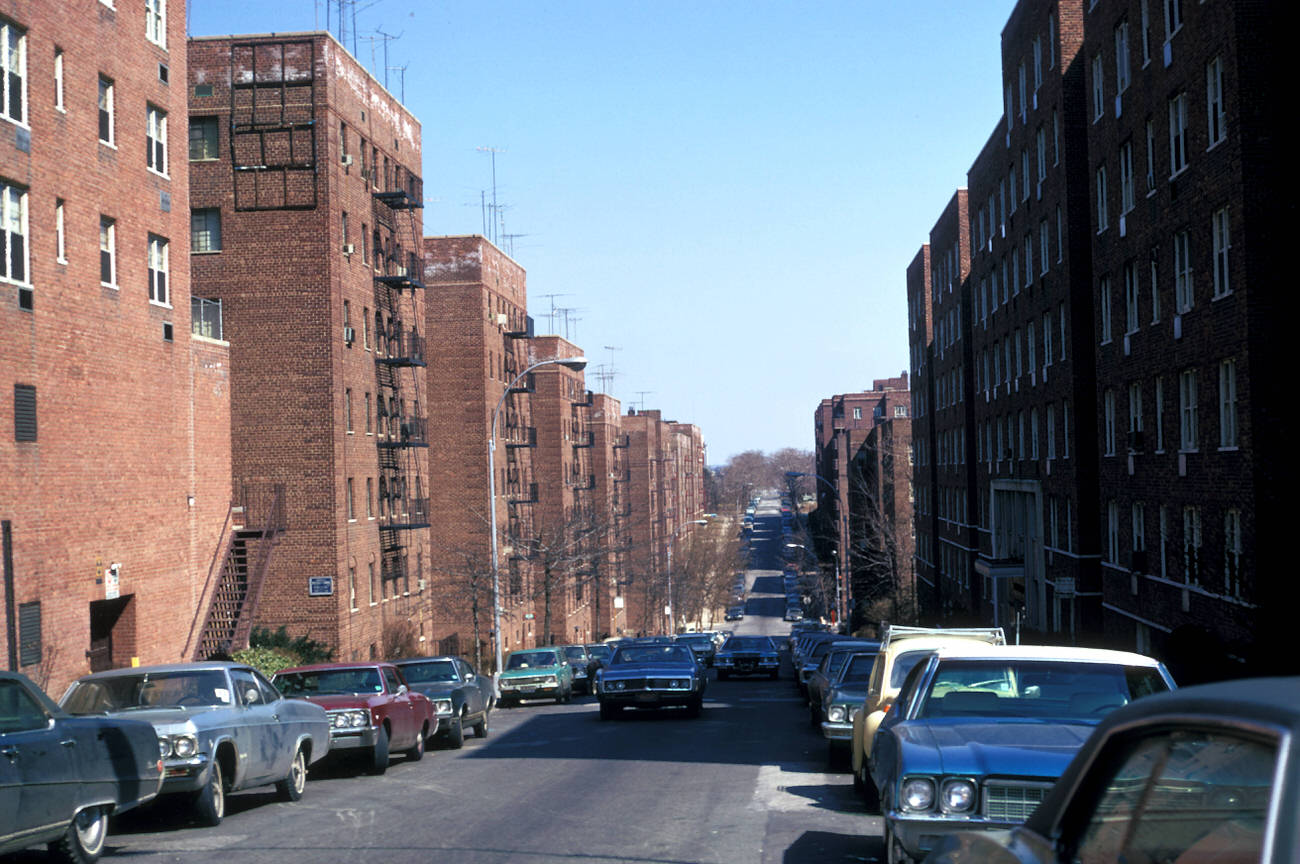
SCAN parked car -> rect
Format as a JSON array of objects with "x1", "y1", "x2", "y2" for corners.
[
  {"x1": 725, "y1": 605, "x2": 745, "y2": 621},
  {"x1": 715, "y1": 635, "x2": 781, "y2": 680},
  {"x1": 849, "y1": 625, "x2": 1006, "y2": 794},
  {"x1": 556, "y1": 644, "x2": 599, "y2": 694},
  {"x1": 674, "y1": 633, "x2": 718, "y2": 667},
  {"x1": 923, "y1": 675, "x2": 1297, "y2": 864},
  {"x1": 784, "y1": 606, "x2": 803, "y2": 622},
  {"x1": 497, "y1": 648, "x2": 574, "y2": 706},
  {"x1": 583, "y1": 643, "x2": 614, "y2": 675},
  {"x1": 61, "y1": 661, "x2": 330, "y2": 826},
  {"x1": 807, "y1": 640, "x2": 881, "y2": 724},
  {"x1": 272, "y1": 662, "x2": 435, "y2": 774},
  {"x1": 391, "y1": 655, "x2": 492, "y2": 748},
  {"x1": 2, "y1": 672, "x2": 162, "y2": 863},
  {"x1": 797, "y1": 635, "x2": 851, "y2": 695},
  {"x1": 596, "y1": 643, "x2": 705, "y2": 719},
  {"x1": 820, "y1": 651, "x2": 884, "y2": 759},
  {"x1": 870, "y1": 644, "x2": 1175, "y2": 863}
]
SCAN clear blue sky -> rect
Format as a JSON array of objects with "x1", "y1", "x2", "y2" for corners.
[{"x1": 188, "y1": 1, "x2": 1011, "y2": 463}]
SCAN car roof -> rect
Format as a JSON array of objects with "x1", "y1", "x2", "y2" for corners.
[
  {"x1": 276, "y1": 661, "x2": 395, "y2": 674},
  {"x1": 74, "y1": 661, "x2": 246, "y2": 679},
  {"x1": 929, "y1": 644, "x2": 1165, "y2": 667},
  {"x1": 391, "y1": 655, "x2": 461, "y2": 664}
]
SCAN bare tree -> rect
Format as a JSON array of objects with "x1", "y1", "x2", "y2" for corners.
[
  {"x1": 842, "y1": 441, "x2": 917, "y2": 635},
  {"x1": 671, "y1": 523, "x2": 744, "y2": 629},
  {"x1": 426, "y1": 544, "x2": 496, "y2": 671},
  {"x1": 519, "y1": 506, "x2": 622, "y2": 646}
]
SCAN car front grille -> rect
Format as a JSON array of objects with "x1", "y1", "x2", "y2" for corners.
[
  {"x1": 609, "y1": 677, "x2": 691, "y2": 690},
  {"x1": 983, "y1": 780, "x2": 1052, "y2": 822},
  {"x1": 503, "y1": 675, "x2": 550, "y2": 687}
]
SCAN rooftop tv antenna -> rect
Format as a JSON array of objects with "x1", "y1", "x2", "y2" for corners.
[
  {"x1": 600, "y1": 345, "x2": 622, "y2": 395},
  {"x1": 476, "y1": 146, "x2": 505, "y2": 244},
  {"x1": 501, "y1": 232, "x2": 529, "y2": 258},
  {"x1": 635, "y1": 391, "x2": 655, "y2": 412},
  {"x1": 538, "y1": 293, "x2": 571, "y2": 334}
]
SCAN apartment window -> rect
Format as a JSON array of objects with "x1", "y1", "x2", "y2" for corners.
[
  {"x1": 1182, "y1": 505, "x2": 1200, "y2": 585},
  {"x1": 1164, "y1": 0, "x2": 1183, "y2": 39},
  {"x1": 1091, "y1": 53, "x2": 1104, "y2": 122},
  {"x1": 1223, "y1": 508, "x2": 1241, "y2": 596},
  {"x1": 1056, "y1": 206, "x2": 1063, "y2": 263},
  {"x1": 1179, "y1": 368, "x2": 1198, "y2": 451},
  {"x1": 340, "y1": 121, "x2": 348, "y2": 162},
  {"x1": 189, "y1": 117, "x2": 218, "y2": 160},
  {"x1": 1124, "y1": 261, "x2": 1139, "y2": 333},
  {"x1": 1119, "y1": 141, "x2": 1135, "y2": 213},
  {"x1": 1018, "y1": 61, "x2": 1026, "y2": 122},
  {"x1": 1039, "y1": 220, "x2": 1049, "y2": 274},
  {"x1": 361, "y1": 223, "x2": 368, "y2": 263},
  {"x1": 1140, "y1": 0, "x2": 1152, "y2": 64},
  {"x1": 1168, "y1": 93, "x2": 1188, "y2": 176},
  {"x1": 99, "y1": 217, "x2": 116, "y2": 286},
  {"x1": 54, "y1": 198, "x2": 65, "y2": 263},
  {"x1": 1104, "y1": 389, "x2": 1117, "y2": 455},
  {"x1": 1211, "y1": 208, "x2": 1230, "y2": 297},
  {"x1": 1129, "y1": 382, "x2": 1144, "y2": 437},
  {"x1": 1155, "y1": 376, "x2": 1165, "y2": 451},
  {"x1": 1, "y1": 182, "x2": 27, "y2": 284},
  {"x1": 1028, "y1": 320, "x2": 1037, "y2": 373},
  {"x1": 1043, "y1": 311, "x2": 1053, "y2": 366},
  {"x1": 1, "y1": 20, "x2": 24, "y2": 125},
  {"x1": 1218, "y1": 358, "x2": 1237, "y2": 448},
  {"x1": 1005, "y1": 82, "x2": 1013, "y2": 131},
  {"x1": 1048, "y1": 14, "x2": 1056, "y2": 68},
  {"x1": 1158, "y1": 505, "x2": 1169, "y2": 578},
  {"x1": 366, "y1": 477, "x2": 374, "y2": 519},
  {"x1": 341, "y1": 211, "x2": 349, "y2": 250},
  {"x1": 1096, "y1": 164, "x2": 1109, "y2": 232},
  {"x1": 1024, "y1": 235, "x2": 1033, "y2": 285},
  {"x1": 1115, "y1": 20, "x2": 1130, "y2": 94},
  {"x1": 1012, "y1": 248, "x2": 1020, "y2": 295},
  {"x1": 53, "y1": 48, "x2": 63, "y2": 111},
  {"x1": 1059, "y1": 303, "x2": 1067, "y2": 360},
  {"x1": 1100, "y1": 276, "x2": 1112, "y2": 343},
  {"x1": 1133, "y1": 503, "x2": 1146, "y2": 557},
  {"x1": 1150, "y1": 254, "x2": 1161, "y2": 323},
  {"x1": 14, "y1": 383, "x2": 36, "y2": 442},
  {"x1": 1033, "y1": 37, "x2": 1042, "y2": 91},
  {"x1": 1206, "y1": 56, "x2": 1225, "y2": 148},
  {"x1": 145, "y1": 0, "x2": 166, "y2": 47},
  {"x1": 1063, "y1": 400, "x2": 1071, "y2": 459},
  {"x1": 1107, "y1": 501, "x2": 1120, "y2": 564},
  {"x1": 364, "y1": 392, "x2": 373, "y2": 434},
  {"x1": 346, "y1": 478, "x2": 355, "y2": 521},
  {"x1": 1021, "y1": 149, "x2": 1030, "y2": 201},
  {"x1": 1046, "y1": 403, "x2": 1056, "y2": 459},
  {"x1": 345, "y1": 388, "x2": 353, "y2": 433},
  {"x1": 1052, "y1": 109, "x2": 1060, "y2": 165},
  {"x1": 146, "y1": 104, "x2": 167, "y2": 175},
  {"x1": 98, "y1": 77, "x2": 114, "y2": 145},
  {"x1": 1031, "y1": 408, "x2": 1040, "y2": 459},
  {"x1": 1002, "y1": 257, "x2": 1010, "y2": 303},
  {"x1": 1018, "y1": 412, "x2": 1026, "y2": 460},
  {"x1": 147, "y1": 235, "x2": 168, "y2": 305},
  {"x1": 1010, "y1": 170, "x2": 1017, "y2": 213},
  {"x1": 191, "y1": 208, "x2": 221, "y2": 252},
  {"x1": 852, "y1": 407, "x2": 861, "y2": 420},
  {"x1": 363, "y1": 307, "x2": 370, "y2": 349},
  {"x1": 1145, "y1": 118, "x2": 1156, "y2": 192},
  {"x1": 368, "y1": 562, "x2": 376, "y2": 604},
  {"x1": 1015, "y1": 330, "x2": 1023, "y2": 379},
  {"x1": 1174, "y1": 230, "x2": 1193, "y2": 312},
  {"x1": 1004, "y1": 339, "x2": 1011, "y2": 386}
]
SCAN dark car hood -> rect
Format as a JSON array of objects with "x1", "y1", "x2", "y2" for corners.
[
  {"x1": 899, "y1": 719, "x2": 1095, "y2": 778},
  {"x1": 299, "y1": 693, "x2": 387, "y2": 711},
  {"x1": 500, "y1": 666, "x2": 563, "y2": 678},
  {"x1": 409, "y1": 682, "x2": 460, "y2": 697},
  {"x1": 602, "y1": 663, "x2": 696, "y2": 679}
]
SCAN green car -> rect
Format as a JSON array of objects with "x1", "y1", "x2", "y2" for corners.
[{"x1": 497, "y1": 648, "x2": 574, "y2": 707}]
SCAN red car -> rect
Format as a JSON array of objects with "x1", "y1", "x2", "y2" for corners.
[{"x1": 272, "y1": 662, "x2": 436, "y2": 775}]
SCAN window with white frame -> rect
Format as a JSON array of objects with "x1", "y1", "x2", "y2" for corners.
[
  {"x1": 1206, "y1": 56, "x2": 1225, "y2": 148},
  {"x1": 1, "y1": 182, "x2": 28, "y2": 286},
  {"x1": 1107, "y1": 501, "x2": 1120, "y2": 563},
  {"x1": 1164, "y1": 0, "x2": 1183, "y2": 40},
  {"x1": 1059, "y1": 303, "x2": 1067, "y2": 360},
  {"x1": 146, "y1": 104, "x2": 167, "y2": 175},
  {"x1": 1104, "y1": 389, "x2": 1117, "y2": 455},
  {"x1": 1168, "y1": 92, "x2": 1188, "y2": 176},
  {"x1": 1013, "y1": 247, "x2": 1020, "y2": 294},
  {"x1": 1158, "y1": 505, "x2": 1168, "y2": 577},
  {"x1": 145, "y1": 0, "x2": 166, "y2": 48},
  {"x1": 1039, "y1": 220, "x2": 1049, "y2": 274},
  {"x1": 1179, "y1": 368, "x2": 1197, "y2": 451},
  {"x1": 1100, "y1": 275, "x2": 1112, "y2": 343},
  {"x1": 1, "y1": 20, "x2": 24, "y2": 126},
  {"x1": 98, "y1": 76, "x2": 114, "y2": 145},
  {"x1": 1155, "y1": 376, "x2": 1165, "y2": 451},
  {"x1": 55, "y1": 198, "x2": 65, "y2": 263},
  {"x1": 54, "y1": 48, "x2": 64, "y2": 112},
  {"x1": 1096, "y1": 164, "x2": 1109, "y2": 232},
  {"x1": 1223, "y1": 508, "x2": 1241, "y2": 596},
  {"x1": 1063, "y1": 399, "x2": 1071, "y2": 459},
  {"x1": 1056, "y1": 205, "x2": 1063, "y2": 262},
  {"x1": 1018, "y1": 411, "x2": 1025, "y2": 460},
  {"x1": 1150, "y1": 254, "x2": 1161, "y2": 323},
  {"x1": 191, "y1": 208, "x2": 221, "y2": 252},
  {"x1": 1125, "y1": 260, "x2": 1139, "y2": 333},
  {"x1": 1010, "y1": 169, "x2": 1018, "y2": 213},
  {"x1": 1132, "y1": 502, "x2": 1146, "y2": 553},
  {"x1": 1018, "y1": 61, "x2": 1027, "y2": 122},
  {"x1": 1120, "y1": 141, "x2": 1135, "y2": 213},
  {"x1": 1129, "y1": 381, "x2": 1143, "y2": 434},
  {"x1": 1145, "y1": 117, "x2": 1156, "y2": 192},
  {"x1": 1031, "y1": 407, "x2": 1039, "y2": 459},
  {"x1": 1140, "y1": 0, "x2": 1152, "y2": 65},
  {"x1": 1182, "y1": 504, "x2": 1200, "y2": 585},
  {"x1": 1174, "y1": 229, "x2": 1193, "y2": 313},
  {"x1": 1218, "y1": 357, "x2": 1237, "y2": 448},
  {"x1": 1092, "y1": 53, "x2": 1104, "y2": 122},
  {"x1": 1028, "y1": 320, "x2": 1037, "y2": 372},
  {"x1": 1046, "y1": 403, "x2": 1056, "y2": 459},
  {"x1": 1033, "y1": 37, "x2": 1042, "y2": 90},
  {"x1": 99, "y1": 216, "x2": 116, "y2": 286},
  {"x1": 1211, "y1": 208, "x2": 1230, "y2": 297},
  {"x1": 147, "y1": 235, "x2": 169, "y2": 305},
  {"x1": 1115, "y1": 20, "x2": 1130, "y2": 95},
  {"x1": 1021, "y1": 149, "x2": 1030, "y2": 201},
  {"x1": 1043, "y1": 311, "x2": 1053, "y2": 366}
]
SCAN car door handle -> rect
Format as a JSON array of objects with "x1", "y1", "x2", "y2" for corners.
[
  {"x1": 0, "y1": 745, "x2": 18, "y2": 759},
  {"x1": 60, "y1": 739, "x2": 77, "y2": 748},
  {"x1": 272, "y1": 714, "x2": 280, "y2": 722}
]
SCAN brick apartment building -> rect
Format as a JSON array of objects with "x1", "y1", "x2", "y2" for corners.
[
  {"x1": 188, "y1": 33, "x2": 431, "y2": 662},
  {"x1": 848, "y1": 416, "x2": 915, "y2": 626},
  {"x1": 421, "y1": 234, "x2": 535, "y2": 664},
  {"x1": 905, "y1": 246, "x2": 937, "y2": 617},
  {"x1": 587, "y1": 392, "x2": 629, "y2": 639},
  {"x1": 2, "y1": 0, "x2": 233, "y2": 691},
  {"x1": 1082, "y1": 0, "x2": 1282, "y2": 673}
]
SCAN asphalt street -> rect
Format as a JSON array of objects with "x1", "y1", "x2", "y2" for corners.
[{"x1": 17, "y1": 500, "x2": 881, "y2": 863}]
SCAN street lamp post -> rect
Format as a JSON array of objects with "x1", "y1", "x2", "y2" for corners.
[
  {"x1": 786, "y1": 470, "x2": 848, "y2": 627},
  {"x1": 488, "y1": 355, "x2": 587, "y2": 680}
]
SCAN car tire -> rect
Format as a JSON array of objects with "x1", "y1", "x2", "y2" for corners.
[
  {"x1": 193, "y1": 760, "x2": 225, "y2": 827},
  {"x1": 368, "y1": 725, "x2": 390, "y2": 775},
  {"x1": 860, "y1": 765, "x2": 881, "y2": 811},
  {"x1": 275, "y1": 745, "x2": 307, "y2": 801},
  {"x1": 472, "y1": 710, "x2": 489, "y2": 738},
  {"x1": 49, "y1": 805, "x2": 108, "y2": 864},
  {"x1": 406, "y1": 725, "x2": 427, "y2": 761},
  {"x1": 446, "y1": 713, "x2": 465, "y2": 749}
]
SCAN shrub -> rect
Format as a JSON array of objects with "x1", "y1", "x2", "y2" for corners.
[{"x1": 233, "y1": 645, "x2": 298, "y2": 678}]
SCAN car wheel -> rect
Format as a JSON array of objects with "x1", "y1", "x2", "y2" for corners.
[
  {"x1": 193, "y1": 760, "x2": 225, "y2": 827},
  {"x1": 275, "y1": 745, "x2": 307, "y2": 801},
  {"x1": 447, "y1": 712, "x2": 465, "y2": 748},
  {"x1": 368, "y1": 725, "x2": 390, "y2": 775},
  {"x1": 860, "y1": 765, "x2": 880, "y2": 811},
  {"x1": 49, "y1": 806, "x2": 108, "y2": 864},
  {"x1": 406, "y1": 725, "x2": 427, "y2": 761},
  {"x1": 472, "y1": 709, "x2": 489, "y2": 738}
]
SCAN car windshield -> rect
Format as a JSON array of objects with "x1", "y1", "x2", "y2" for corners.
[
  {"x1": 612, "y1": 646, "x2": 694, "y2": 665},
  {"x1": 274, "y1": 668, "x2": 384, "y2": 696},
  {"x1": 891, "y1": 650, "x2": 934, "y2": 689},
  {"x1": 722, "y1": 637, "x2": 772, "y2": 652},
  {"x1": 917, "y1": 660, "x2": 1171, "y2": 719},
  {"x1": 562, "y1": 647, "x2": 587, "y2": 660},
  {"x1": 63, "y1": 670, "x2": 234, "y2": 713},
  {"x1": 506, "y1": 652, "x2": 558, "y2": 669},
  {"x1": 586, "y1": 645, "x2": 612, "y2": 660},
  {"x1": 677, "y1": 636, "x2": 713, "y2": 646},
  {"x1": 396, "y1": 660, "x2": 458, "y2": 683},
  {"x1": 840, "y1": 653, "x2": 878, "y2": 683}
]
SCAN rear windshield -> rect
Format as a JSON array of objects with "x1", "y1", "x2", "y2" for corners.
[
  {"x1": 840, "y1": 654, "x2": 878, "y2": 683},
  {"x1": 723, "y1": 637, "x2": 773, "y2": 652},
  {"x1": 918, "y1": 660, "x2": 1170, "y2": 719}
]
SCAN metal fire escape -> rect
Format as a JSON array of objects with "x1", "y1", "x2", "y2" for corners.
[
  {"x1": 372, "y1": 163, "x2": 428, "y2": 592},
  {"x1": 229, "y1": 39, "x2": 318, "y2": 211},
  {"x1": 503, "y1": 314, "x2": 535, "y2": 593}
]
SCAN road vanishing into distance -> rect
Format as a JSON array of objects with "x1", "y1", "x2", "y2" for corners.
[{"x1": 16, "y1": 502, "x2": 881, "y2": 864}]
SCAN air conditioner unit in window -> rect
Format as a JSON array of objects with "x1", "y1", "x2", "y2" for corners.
[
  {"x1": 495, "y1": 313, "x2": 509, "y2": 326},
  {"x1": 342, "y1": 243, "x2": 355, "y2": 255},
  {"x1": 343, "y1": 326, "x2": 355, "y2": 343},
  {"x1": 341, "y1": 154, "x2": 354, "y2": 166}
]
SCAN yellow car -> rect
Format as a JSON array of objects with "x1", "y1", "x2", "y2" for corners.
[{"x1": 849, "y1": 625, "x2": 1005, "y2": 799}]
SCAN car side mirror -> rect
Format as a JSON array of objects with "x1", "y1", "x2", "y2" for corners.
[
  {"x1": 397, "y1": 684, "x2": 408, "y2": 695},
  {"x1": 244, "y1": 688, "x2": 261, "y2": 704},
  {"x1": 465, "y1": 673, "x2": 475, "y2": 681}
]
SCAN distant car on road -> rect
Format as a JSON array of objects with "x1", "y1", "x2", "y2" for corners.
[
  {"x1": 497, "y1": 648, "x2": 574, "y2": 706},
  {"x1": 674, "y1": 633, "x2": 718, "y2": 667},
  {"x1": 715, "y1": 635, "x2": 780, "y2": 680},
  {"x1": 725, "y1": 605, "x2": 745, "y2": 621},
  {"x1": 2, "y1": 672, "x2": 163, "y2": 863},
  {"x1": 559, "y1": 644, "x2": 599, "y2": 694},
  {"x1": 597, "y1": 643, "x2": 705, "y2": 719},
  {"x1": 391, "y1": 655, "x2": 493, "y2": 748}
]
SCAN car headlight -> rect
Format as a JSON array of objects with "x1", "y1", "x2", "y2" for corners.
[
  {"x1": 433, "y1": 699, "x2": 453, "y2": 716},
  {"x1": 762, "y1": 654, "x2": 777, "y2": 661},
  {"x1": 331, "y1": 709, "x2": 369, "y2": 728},
  {"x1": 544, "y1": 676, "x2": 558, "y2": 686},
  {"x1": 827, "y1": 705, "x2": 847, "y2": 723},
  {"x1": 158, "y1": 737, "x2": 170, "y2": 759},
  {"x1": 941, "y1": 779, "x2": 976, "y2": 813},
  {"x1": 171, "y1": 734, "x2": 198, "y2": 758},
  {"x1": 901, "y1": 777, "x2": 935, "y2": 812},
  {"x1": 609, "y1": 680, "x2": 626, "y2": 691}
]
